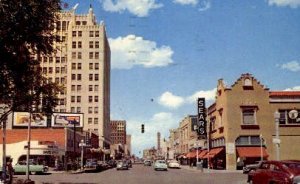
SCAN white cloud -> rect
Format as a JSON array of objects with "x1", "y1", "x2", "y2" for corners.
[
  {"x1": 126, "y1": 112, "x2": 179, "y2": 157},
  {"x1": 284, "y1": 86, "x2": 300, "y2": 91},
  {"x1": 186, "y1": 88, "x2": 217, "y2": 103},
  {"x1": 268, "y1": 0, "x2": 300, "y2": 8},
  {"x1": 108, "y1": 35, "x2": 174, "y2": 69},
  {"x1": 158, "y1": 88, "x2": 217, "y2": 109},
  {"x1": 280, "y1": 61, "x2": 300, "y2": 72},
  {"x1": 173, "y1": 0, "x2": 198, "y2": 6},
  {"x1": 102, "y1": 0, "x2": 163, "y2": 17},
  {"x1": 158, "y1": 92, "x2": 185, "y2": 109}
]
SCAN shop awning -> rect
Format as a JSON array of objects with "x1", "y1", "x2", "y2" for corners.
[
  {"x1": 198, "y1": 150, "x2": 208, "y2": 159},
  {"x1": 236, "y1": 147, "x2": 269, "y2": 158},
  {"x1": 186, "y1": 151, "x2": 197, "y2": 158},
  {"x1": 203, "y1": 147, "x2": 224, "y2": 159}
]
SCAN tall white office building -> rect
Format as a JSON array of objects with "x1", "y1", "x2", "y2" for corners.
[{"x1": 40, "y1": 6, "x2": 111, "y2": 149}]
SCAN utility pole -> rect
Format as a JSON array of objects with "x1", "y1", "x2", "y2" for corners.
[{"x1": 0, "y1": 105, "x2": 9, "y2": 183}]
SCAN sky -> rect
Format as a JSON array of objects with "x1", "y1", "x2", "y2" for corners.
[{"x1": 64, "y1": 0, "x2": 300, "y2": 157}]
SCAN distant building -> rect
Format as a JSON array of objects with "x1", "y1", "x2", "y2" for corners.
[{"x1": 110, "y1": 120, "x2": 126, "y2": 159}]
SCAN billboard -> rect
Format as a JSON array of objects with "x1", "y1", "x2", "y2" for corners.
[
  {"x1": 13, "y1": 112, "x2": 47, "y2": 127},
  {"x1": 51, "y1": 113, "x2": 83, "y2": 127}
]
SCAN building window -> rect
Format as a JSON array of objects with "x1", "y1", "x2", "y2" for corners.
[
  {"x1": 71, "y1": 85, "x2": 75, "y2": 91},
  {"x1": 242, "y1": 109, "x2": 256, "y2": 125},
  {"x1": 94, "y1": 107, "x2": 98, "y2": 114},
  {"x1": 94, "y1": 96, "x2": 98, "y2": 102},
  {"x1": 88, "y1": 118, "x2": 92, "y2": 124},
  {"x1": 49, "y1": 57, "x2": 53, "y2": 63},
  {"x1": 71, "y1": 107, "x2": 75, "y2": 113},
  {"x1": 55, "y1": 77, "x2": 59, "y2": 83},
  {"x1": 77, "y1": 85, "x2": 81, "y2": 92},
  {"x1": 77, "y1": 74, "x2": 81, "y2": 81},
  {"x1": 82, "y1": 21, "x2": 87, "y2": 25},
  {"x1": 72, "y1": 63, "x2": 76, "y2": 70},
  {"x1": 77, "y1": 63, "x2": 82, "y2": 70},
  {"x1": 56, "y1": 57, "x2": 60, "y2": 63},
  {"x1": 94, "y1": 118, "x2": 98, "y2": 124},
  {"x1": 77, "y1": 107, "x2": 81, "y2": 113},
  {"x1": 95, "y1": 74, "x2": 99, "y2": 81},
  {"x1": 89, "y1": 63, "x2": 93, "y2": 69},
  {"x1": 61, "y1": 67, "x2": 66, "y2": 74},
  {"x1": 78, "y1": 41, "x2": 82, "y2": 48},
  {"x1": 279, "y1": 109, "x2": 300, "y2": 125},
  {"x1": 95, "y1": 52, "x2": 99, "y2": 59},
  {"x1": 95, "y1": 63, "x2": 99, "y2": 70},
  {"x1": 77, "y1": 96, "x2": 81, "y2": 103},
  {"x1": 89, "y1": 31, "x2": 94, "y2": 37},
  {"x1": 95, "y1": 41, "x2": 99, "y2": 48},
  {"x1": 89, "y1": 74, "x2": 93, "y2": 81},
  {"x1": 72, "y1": 52, "x2": 76, "y2": 59},
  {"x1": 72, "y1": 31, "x2": 76, "y2": 37},
  {"x1": 78, "y1": 52, "x2": 82, "y2": 59},
  {"x1": 89, "y1": 52, "x2": 93, "y2": 59},
  {"x1": 89, "y1": 85, "x2": 93, "y2": 91},
  {"x1": 61, "y1": 57, "x2": 66, "y2": 63},
  {"x1": 89, "y1": 41, "x2": 93, "y2": 48},
  {"x1": 76, "y1": 21, "x2": 80, "y2": 25},
  {"x1": 95, "y1": 31, "x2": 99, "y2": 37},
  {"x1": 55, "y1": 67, "x2": 60, "y2": 73},
  {"x1": 89, "y1": 96, "x2": 93, "y2": 103},
  {"x1": 88, "y1": 107, "x2": 93, "y2": 114},
  {"x1": 78, "y1": 31, "x2": 82, "y2": 37},
  {"x1": 72, "y1": 41, "x2": 76, "y2": 48},
  {"x1": 72, "y1": 74, "x2": 76, "y2": 80},
  {"x1": 235, "y1": 136, "x2": 263, "y2": 146},
  {"x1": 94, "y1": 85, "x2": 99, "y2": 92},
  {"x1": 71, "y1": 96, "x2": 75, "y2": 103}
]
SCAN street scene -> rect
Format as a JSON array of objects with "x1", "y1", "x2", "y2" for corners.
[
  {"x1": 1, "y1": 0, "x2": 300, "y2": 184},
  {"x1": 15, "y1": 164, "x2": 247, "y2": 184}
]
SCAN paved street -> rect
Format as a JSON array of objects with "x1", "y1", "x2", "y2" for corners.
[{"x1": 14, "y1": 165, "x2": 248, "y2": 184}]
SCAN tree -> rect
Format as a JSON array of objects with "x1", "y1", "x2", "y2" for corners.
[{"x1": 0, "y1": 0, "x2": 62, "y2": 120}]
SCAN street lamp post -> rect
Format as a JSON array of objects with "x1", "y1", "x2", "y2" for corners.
[
  {"x1": 0, "y1": 105, "x2": 9, "y2": 182},
  {"x1": 274, "y1": 110, "x2": 280, "y2": 161}
]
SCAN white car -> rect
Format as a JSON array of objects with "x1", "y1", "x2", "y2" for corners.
[{"x1": 168, "y1": 160, "x2": 180, "y2": 169}]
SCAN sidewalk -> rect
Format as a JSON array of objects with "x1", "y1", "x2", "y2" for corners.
[{"x1": 180, "y1": 165, "x2": 243, "y2": 174}]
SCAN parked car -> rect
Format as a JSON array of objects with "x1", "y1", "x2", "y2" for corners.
[
  {"x1": 243, "y1": 161, "x2": 262, "y2": 174},
  {"x1": 154, "y1": 160, "x2": 168, "y2": 171},
  {"x1": 126, "y1": 160, "x2": 132, "y2": 168},
  {"x1": 116, "y1": 161, "x2": 129, "y2": 170},
  {"x1": 84, "y1": 159, "x2": 101, "y2": 172},
  {"x1": 144, "y1": 160, "x2": 152, "y2": 166},
  {"x1": 106, "y1": 160, "x2": 117, "y2": 168},
  {"x1": 13, "y1": 161, "x2": 48, "y2": 175},
  {"x1": 167, "y1": 160, "x2": 180, "y2": 169},
  {"x1": 248, "y1": 160, "x2": 300, "y2": 184}
]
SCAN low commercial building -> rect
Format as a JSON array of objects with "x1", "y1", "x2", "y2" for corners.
[{"x1": 206, "y1": 73, "x2": 300, "y2": 170}]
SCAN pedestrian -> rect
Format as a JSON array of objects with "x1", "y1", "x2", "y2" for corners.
[{"x1": 6, "y1": 158, "x2": 13, "y2": 184}]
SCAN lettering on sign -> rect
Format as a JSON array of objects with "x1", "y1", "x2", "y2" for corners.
[{"x1": 197, "y1": 98, "x2": 207, "y2": 137}]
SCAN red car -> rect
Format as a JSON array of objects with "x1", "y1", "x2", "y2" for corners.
[{"x1": 248, "y1": 160, "x2": 300, "y2": 184}]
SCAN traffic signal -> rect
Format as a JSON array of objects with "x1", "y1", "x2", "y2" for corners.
[{"x1": 141, "y1": 124, "x2": 145, "y2": 133}]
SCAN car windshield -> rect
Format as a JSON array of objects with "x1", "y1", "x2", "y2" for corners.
[
  {"x1": 157, "y1": 160, "x2": 166, "y2": 164},
  {"x1": 284, "y1": 163, "x2": 300, "y2": 169}
]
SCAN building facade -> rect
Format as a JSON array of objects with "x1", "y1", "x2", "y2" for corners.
[
  {"x1": 110, "y1": 120, "x2": 126, "y2": 159},
  {"x1": 206, "y1": 73, "x2": 300, "y2": 170},
  {"x1": 40, "y1": 6, "x2": 111, "y2": 148}
]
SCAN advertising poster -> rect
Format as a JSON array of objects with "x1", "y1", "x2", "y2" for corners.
[
  {"x1": 51, "y1": 113, "x2": 83, "y2": 127},
  {"x1": 13, "y1": 112, "x2": 47, "y2": 127}
]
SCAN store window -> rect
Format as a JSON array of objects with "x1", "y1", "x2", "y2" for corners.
[{"x1": 235, "y1": 136, "x2": 263, "y2": 146}]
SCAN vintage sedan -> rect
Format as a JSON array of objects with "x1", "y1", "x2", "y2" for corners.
[
  {"x1": 154, "y1": 160, "x2": 168, "y2": 171},
  {"x1": 84, "y1": 159, "x2": 101, "y2": 172},
  {"x1": 116, "y1": 160, "x2": 129, "y2": 170},
  {"x1": 13, "y1": 161, "x2": 48, "y2": 175},
  {"x1": 167, "y1": 160, "x2": 180, "y2": 169},
  {"x1": 248, "y1": 160, "x2": 300, "y2": 184}
]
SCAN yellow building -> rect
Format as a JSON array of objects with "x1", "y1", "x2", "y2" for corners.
[{"x1": 206, "y1": 73, "x2": 300, "y2": 170}]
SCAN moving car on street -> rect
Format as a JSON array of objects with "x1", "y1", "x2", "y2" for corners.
[
  {"x1": 84, "y1": 159, "x2": 101, "y2": 172},
  {"x1": 167, "y1": 160, "x2": 180, "y2": 169},
  {"x1": 154, "y1": 160, "x2": 168, "y2": 171},
  {"x1": 116, "y1": 160, "x2": 129, "y2": 170},
  {"x1": 144, "y1": 160, "x2": 152, "y2": 166},
  {"x1": 248, "y1": 160, "x2": 300, "y2": 184}
]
